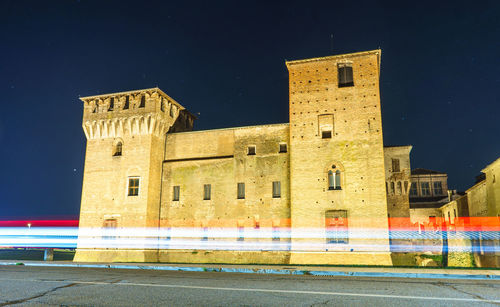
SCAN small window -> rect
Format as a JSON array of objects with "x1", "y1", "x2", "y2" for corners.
[
  {"x1": 404, "y1": 181, "x2": 409, "y2": 194},
  {"x1": 272, "y1": 226, "x2": 280, "y2": 241},
  {"x1": 279, "y1": 143, "x2": 287, "y2": 153},
  {"x1": 272, "y1": 181, "x2": 281, "y2": 198},
  {"x1": 397, "y1": 181, "x2": 402, "y2": 195},
  {"x1": 123, "y1": 96, "x2": 129, "y2": 110},
  {"x1": 322, "y1": 130, "x2": 332, "y2": 139},
  {"x1": 392, "y1": 159, "x2": 400, "y2": 173},
  {"x1": 247, "y1": 145, "x2": 256, "y2": 155},
  {"x1": 390, "y1": 182, "x2": 395, "y2": 194},
  {"x1": 328, "y1": 168, "x2": 341, "y2": 190},
  {"x1": 237, "y1": 226, "x2": 244, "y2": 241},
  {"x1": 203, "y1": 184, "x2": 211, "y2": 200},
  {"x1": 173, "y1": 186, "x2": 180, "y2": 201},
  {"x1": 433, "y1": 181, "x2": 443, "y2": 195},
  {"x1": 421, "y1": 182, "x2": 430, "y2": 196},
  {"x1": 338, "y1": 63, "x2": 354, "y2": 87},
  {"x1": 237, "y1": 183, "x2": 245, "y2": 199},
  {"x1": 160, "y1": 97, "x2": 165, "y2": 112},
  {"x1": 113, "y1": 142, "x2": 122, "y2": 156},
  {"x1": 325, "y1": 210, "x2": 348, "y2": 244},
  {"x1": 139, "y1": 95, "x2": 145, "y2": 108},
  {"x1": 409, "y1": 182, "x2": 418, "y2": 196},
  {"x1": 128, "y1": 177, "x2": 140, "y2": 196},
  {"x1": 108, "y1": 97, "x2": 114, "y2": 111}
]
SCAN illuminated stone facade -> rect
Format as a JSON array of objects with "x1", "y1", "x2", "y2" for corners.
[{"x1": 75, "y1": 50, "x2": 396, "y2": 265}]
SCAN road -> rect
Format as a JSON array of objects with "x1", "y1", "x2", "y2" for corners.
[{"x1": 0, "y1": 266, "x2": 499, "y2": 306}]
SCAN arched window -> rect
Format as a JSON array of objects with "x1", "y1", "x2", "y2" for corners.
[
  {"x1": 113, "y1": 142, "x2": 122, "y2": 156},
  {"x1": 328, "y1": 168, "x2": 342, "y2": 190}
]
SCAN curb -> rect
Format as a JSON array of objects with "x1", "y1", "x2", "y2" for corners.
[{"x1": 1, "y1": 261, "x2": 498, "y2": 280}]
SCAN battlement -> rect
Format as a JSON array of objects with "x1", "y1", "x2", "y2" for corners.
[{"x1": 80, "y1": 88, "x2": 195, "y2": 139}]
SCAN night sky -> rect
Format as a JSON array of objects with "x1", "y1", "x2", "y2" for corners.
[{"x1": 0, "y1": 1, "x2": 499, "y2": 218}]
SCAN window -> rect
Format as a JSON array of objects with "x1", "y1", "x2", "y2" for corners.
[
  {"x1": 409, "y1": 182, "x2": 418, "y2": 196},
  {"x1": 108, "y1": 97, "x2": 114, "y2": 111},
  {"x1": 103, "y1": 218, "x2": 117, "y2": 240},
  {"x1": 237, "y1": 226, "x2": 244, "y2": 241},
  {"x1": 237, "y1": 183, "x2": 245, "y2": 199},
  {"x1": 433, "y1": 181, "x2": 443, "y2": 195},
  {"x1": 390, "y1": 182, "x2": 395, "y2": 194},
  {"x1": 272, "y1": 181, "x2": 281, "y2": 198},
  {"x1": 397, "y1": 181, "x2": 402, "y2": 195},
  {"x1": 392, "y1": 159, "x2": 400, "y2": 172},
  {"x1": 421, "y1": 182, "x2": 430, "y2": 196},
  {"x1": 203, "y1": 184, "x2": 211, "y2": 200},
  {"x1": 128, "y1": 177, "x2": 140, "y2": 196},
  {"x1": 318, "y1": 114, "x2": 334, "y2": 139},
  {"x1": 404, "y1": 181, "x2": 409, "y2": 194},
  {"x1": 272, "y1": 226, "x2": 280, "y2": 241},
  {"x1": 113, "y1": 142, "x2": 122, "y2": 156},
  {"x1": 139, "y1": 95, "x2": 145, "y2": 108},
  {"x1": 325, "y1": 210, "x2": 348, "y2": 244},
  {"x1": 338, "y1": 63, "x2": 354, "y2": 87},
  {"x1": 247, "y1": 145, "x2": 256, "y2": 155},
  {"x1": 328, "y1": 170, "x2": 341, "y2": 190},
  {"x1": 279, "y1": 143, "x2": 287, "y2": 153},
  {"x1": 169, "y1": 104, "x2": 174, "y2": 117},
  {"x1": 123, "y1": 96, "x2": 129, "y2": 110},
  {"x1": 173, "y1": 186, "x2": 180, "y2": 201},
  {"x1": 160, "y1": 97, "x2": 165, "y2": 112}
]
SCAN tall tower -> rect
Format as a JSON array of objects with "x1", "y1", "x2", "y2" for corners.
[
  {"x1": 74, "y1": 88, "x2": 195, "y2": 262},
  {"x1": 286, "y1": 50, "x2": 392, "y2": 265}
]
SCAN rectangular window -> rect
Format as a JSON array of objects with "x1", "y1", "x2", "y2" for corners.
[
  {"x1": 173, "y1": 186, "x2": 180, "y2": 201},
  {"x1": 272, "y1": 226, "x2": 280, "y2": 241},
  {"x1": 139, "y1": 95, "x2": 145, "y2": 108},
  {"x1": 247, "y1": 145, "x2": 256, "y2": 155},
  {"x1": 203, "y1": 184, "x2": 211, "y2": 200},
  {"x1": 421, "y1": 182, "x2": 430, "y2": 196},
  {"x1": 237, "y1": 226, "x2": 244, "y2": 241},
  {"x1": 409, "y1": 182, "x2": 418, "y2": 196},
  {"x1": 433, "y1": 181, "x2": 443, "y2": 195},
  {"x1": 237, "y1": 183, "x2": 245, "y2": 199},
  {"x1": 390, "y1": 181, "x2": 395, "y2": 194},
  {"x1": 318, "y1": 114, "x2": 334, "y2": 139},
  {"x1": 325, "y1": 210, "x2": 348, "y2": 244},
  {"x1": 108, "y1": 97, "x2": 114, "y2": 111},
  {"x1": 338, "y1": 63, "x2": 354, "y2": 87},
  {"x1": 128, "y1": 177, "x2": 139, "y2": 196},
  {"x1": 397, "y1": 181, "x2": 402, "y2": 195},
  {"x1": 272, "y1": 181, "x2": 281, "y2": 198},
  {"x1": 392, "y1": 159, "x2": 400, "y2": 172},
  {"x1": 123, "y1": 96, "x2": 129, "y2": 110},
  {"x1": 279, "y1": 143, "x2": 287, "y2": 153}
]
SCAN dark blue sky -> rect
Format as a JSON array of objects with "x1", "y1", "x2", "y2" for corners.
[{"x1": 0, "y1": 0, "x2": 499, "y2": 218}]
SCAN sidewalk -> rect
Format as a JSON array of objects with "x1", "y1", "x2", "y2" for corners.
[{"x1": 1, "y1": 260, "x2": 499, "y2": 280}]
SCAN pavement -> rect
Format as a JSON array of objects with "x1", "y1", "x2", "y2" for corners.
[{"x1": 1, "y1": 260, "x2": 499, "y2": 280}]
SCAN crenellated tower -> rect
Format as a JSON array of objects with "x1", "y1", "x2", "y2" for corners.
[{"x1": 74, "y1": 88, "x2": 195, "y2": 262}]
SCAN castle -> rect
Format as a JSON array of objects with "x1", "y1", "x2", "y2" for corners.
[{"x1": 75, "y1": 49, "x2": 411, "y2": 265}]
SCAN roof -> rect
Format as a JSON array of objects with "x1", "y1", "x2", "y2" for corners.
[
  {"x1": 411, "y1": 168, "x2": 446, "y2": 175},
  {"x1": 285, "y1": 49, "x2": 381, "y2": 67}
]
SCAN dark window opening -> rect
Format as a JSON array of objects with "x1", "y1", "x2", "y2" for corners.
[
  {"x1": 272, "y1": 181, "x2": 281, "y2": 198},
  {"x1": 173, "y1": 186, "x2": 180, "y2": 201},
  {"x1": 113, "y1": 142, "x2": 122, "y2": 156},
  {"x1": 203, "y1": 184, "x2": 211, "y2": 200},
  {"x1": 139, "y1": 95, "x2": 145, "y2": 108},
  {"x1": 392, "y1": 159, "x2": 400, "y2": 172},
  {"x1": 108, "y1": 98, "x2": 114, "y2": 111},
  {"x1": 322, "y1": 130, "x2": 332, "y2": 139},
  {"x1": 247, "y1": 145, "x2": 256, "y2": 155},
  {"x1": 279, "y1": 143, "x2": 287, "y2": 153},
  {"x1": 338, "y1": 64, "x2": 354, "y2": 87},
  {"x1": 237, "y1": 183, "x2": 245, "y2": 199},
  {"x1": 123, "y1": 96, "x2": 129, "y2": 110}
]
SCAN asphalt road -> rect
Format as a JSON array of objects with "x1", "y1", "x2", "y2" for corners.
[{"x1": 0, "y1": 266, "x2": 499, "y2": 306}]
